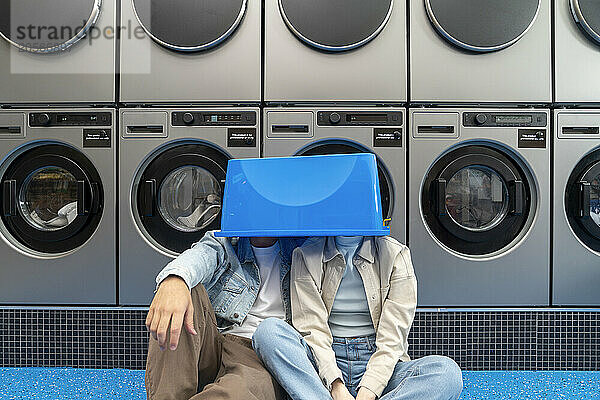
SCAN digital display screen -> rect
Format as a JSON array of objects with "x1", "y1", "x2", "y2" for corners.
[
  {"x1": 495, "y1": 115, "x2": 532, "y2": 124},
  {"x1": 347, "y1": 114, "x2": 388, "y2": 123},
  {"x1": 204, "y1": 114, "x2": 242, "y2": 122}
]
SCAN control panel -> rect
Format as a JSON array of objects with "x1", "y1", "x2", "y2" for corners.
[
  {"x1": 172, "y1": 111, "x2": 257, "y2": 126},
  {"x1": 29, "y1": 112, "x2": 112, "y2": 127},
  {"x1": 463, "y1": 112, "x2": 547, "y2": 128},
  {"x1": 317, "y1": 111, "x2": 403, "y2": 126}
]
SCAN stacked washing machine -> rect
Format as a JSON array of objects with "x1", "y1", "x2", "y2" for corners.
[
  {"x1": 553, "y1": 0, "x2": 600, "y2": 306},
  {"x1": 409, "y1": 0, "x2": 552, "y2": 306},
  {"x1": 0, "y1": 1, "x2": 117, "y2": 304},
  {"x1": 264, "y1": 0, "x2": 408, "y2": 242},
  {"x1": 118, "y1": 0, "x2": 262, "y2": 305}
]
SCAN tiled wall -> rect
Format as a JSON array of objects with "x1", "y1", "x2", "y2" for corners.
[{"x1": 1, "y1": 309, "x2": 598, "y2": 371}]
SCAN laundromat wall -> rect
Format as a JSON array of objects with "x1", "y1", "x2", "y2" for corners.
[{"x1": 0, "y1": 0, "x2": 599, "y2": 371}]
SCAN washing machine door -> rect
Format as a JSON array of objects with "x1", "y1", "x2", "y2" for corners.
[
  {"x1": 422, "y1": 145, "x2": 531, "y2": 256},
  {"x1": 136, "y1": 143, "x2": 229, "y2": 254},
  {"x1": 0, "y1": 144, "x2": 103, "y2": 254},
  {"x1": 279, "y1": 0, "x2": 393, "y2": 52},
  {"x1": 425, "y1": 0, "x2": 540, "y2": 53},
  {"x1": 0, "y1": 0, "x2": 101, "y2": 53},
  {"x1": 570, "y1": 0, "x2": 600, "y2": 45},
  {"x1": 296, "y1": 141, "x2": 393, "y2": 219},
  {"x1": 132, "y1": 0, "x2": 246, "y2": 52},
  {"x1": 565, "y1": 150, "x2": 600, "y2": 252}
]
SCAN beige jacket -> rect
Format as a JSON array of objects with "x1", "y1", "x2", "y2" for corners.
[{"x1": 290, "y1": 236, "x2": 417, "y2": 397}]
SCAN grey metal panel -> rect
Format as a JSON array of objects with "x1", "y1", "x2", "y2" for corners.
[
  {"x1": 410, "y1": 0, "x2": 551, "y2": 103},
  {"x1": 426, "y1": 0, "x2": 540, "y2": 52},
  {"x1": 0, "y1": 0, "x2": 116, "y2": 103},
  {"x1": 553, "y1": 110, "x2": 600, "y2": 305},
  {"x1": 555, "y1": 0, "x2": 600, "y2": 103},
  {"x1": 408, "y1": 108, "x2": 550, "y2": 306},
  {"x1": 279, "y1": 0, "x2": 392, "y2": 51},
  {"x1": 265, "y1": 0, "x2": 406, "y2": 103},
  {"x1": 119, "y1": 108, "x2": 261, "y2": 306},
  {"x1": 120, "y1": 0, "x2": 260, "y2": 103},
  {"x1": 0, "y1": 109, "x2": 116, "y2": 304},
  {"x1": 263, "y1": 107, "x2": 406, "y2": 243}
]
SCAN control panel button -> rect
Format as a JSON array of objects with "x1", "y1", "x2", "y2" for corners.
[
  {"x1": 182, "y1": 113, "x2": 195, "y2": 125},
  {"x1": 329, "y1": 112, "x2": 341, "y2": 124},
  {"x1": 38, "y1": 113, "x2": 51, "y2": 126},
  {"x1": 475, "y1": 114, "x2": 487, "y2": 126}
]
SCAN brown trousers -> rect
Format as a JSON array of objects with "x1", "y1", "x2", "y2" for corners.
[{"x1": 145, "y1": 285, "x2": 284, "y2": 400}]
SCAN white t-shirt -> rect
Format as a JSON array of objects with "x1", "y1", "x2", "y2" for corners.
[{"x1": 226, "y1": 242, "x2": 286, "y2": 339}]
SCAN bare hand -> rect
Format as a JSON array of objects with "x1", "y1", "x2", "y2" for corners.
[
  {"x1": 331, "y1": 379, "x2": 355, "y2": 400},
  {"x1": 356, "y1": 387, "x2": 376, "y2": 400},
  {"x1": 145, "y1": 276, "x2": 197, "y2": 351}
]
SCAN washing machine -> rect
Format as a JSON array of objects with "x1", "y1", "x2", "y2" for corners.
[
  {"x1": 554, "y1": 110, "x2": 600, "y2": 305},
  {"x1": 119, "y1": 108, "x2": 260, "y2": 305},
  {"x1": 263, "y1": 107, "x2": 406, "y2": 242},
  {"x1": 264, "y1": 0, "x2": 407, "y2": 104},
  {"x1": 0, "y1": 0, "x2": 116, "y2": 104},
  {"x1": 120, "y1": 0, "x2": 261, "y2": 104},
  {"x1": 0, "y1": 108, "x2": 115, "y2": 304},
  {"x1": 410, "y1": 0, "x2": 551, "y2": 104},
  {"x1": 409, "y1": 108, "x2": 550, "y2": 306},
  {"x1": 555, "y1": 1, "x2": 600, "y2": 103}
]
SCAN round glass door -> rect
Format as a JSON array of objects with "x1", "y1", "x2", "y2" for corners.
[
  {"x1": 565, "y1": 150, "x2": 600, "y2": 252},
  {"x1": 279, "y1": 0, "x2": 393, "y2": 51},
  {"x1": 425, "y1": 0, "x2": 540, "y2": 52},
  {"x1": 422, "y1": 145, "x2": 532, "y2": 256},
  {"x1": 297, "y1": 141, "x2": 393, "y2": 219},
  {"x1": 20, "y1": 167, "x2": 79, "y2": 232},
  {"x1": 445, "y1": 165, "x2": 509, "y2": 232},
  {"x1": 0, "y1": 144, "x2": 103, "y2": 254},
  {"x1": 570, "y1": 0, "x2": 600, "y2": 45},
  {"x1": 133, "y1": 0, "x2": 247, "y2": 52},
  {"x1": 136, "y1": 143, "x2": 229, "y2": 254},
  {"x1": 158, "y1": 166, "x2": 222, "y2": 233},
  {"x1": 0, "y1": 0, "x2": 101, "y2": 53}
]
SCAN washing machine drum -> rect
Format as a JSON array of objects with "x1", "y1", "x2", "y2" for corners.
[
  {"x1": 425, "y1": 0, "x2": 540, "y2": 52},
  {"x1": 136, "y1": 143, "x2": 229, "y2": 254},
  {"x1": 0, "y1": 144, "x2": 104, "y2": 254},
  {"x1": 565, "y1": 149, "x2": 600, "y2": 252},
  {"x1": 570, "y1": 0, "x2": 600, "y2": 45},
  {"x1": 279, "y1": 0, "x2": 393, "y2": 51},
  {"x1": 0, "y1": 0, "x2": 101, "y2": 53},
  {"x1": 296, "y1": 141, "x2": 393, "y2": 220},
  {"x1": 422, "y1": 145, "x2": 533, "y2": 256},
  {"x1": 133, "y1": 0, "x2": 246, "y2": 52}
]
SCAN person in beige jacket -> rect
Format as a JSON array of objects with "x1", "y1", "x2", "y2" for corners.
[{"x1": 252, "y1": 235, "x2": 463, "y2": 400}]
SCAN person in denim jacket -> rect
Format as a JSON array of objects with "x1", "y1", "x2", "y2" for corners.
[
  {"x1": 252, "y1": 236, "x2": 463, "y2": 400},
  {"x1": 145, "y1": 231, "x2": 303, "y2": 400}
]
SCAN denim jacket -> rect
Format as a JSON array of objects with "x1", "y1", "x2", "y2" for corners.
[{"x1": 156, "y1": 231, "x2": 303, "y2": 329}]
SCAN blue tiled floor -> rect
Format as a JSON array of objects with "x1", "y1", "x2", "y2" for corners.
[{"x1": 0, "y1": 368, "x2": 599, "y2": 399}]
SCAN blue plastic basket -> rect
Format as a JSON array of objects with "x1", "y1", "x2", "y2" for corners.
[{"x1": 214, "y1": 154, "x2": 390, "y2": 237}]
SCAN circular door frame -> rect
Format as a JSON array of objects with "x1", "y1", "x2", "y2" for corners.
[
  {"x1": 278, "y1": 0, "x2": 394, "y2": 52},
  {"x1": 570, "y1": 0, "x2": 600, "y2": 45},
  {"x1": 424, "y1": 0, "x2": 541, "y2": 53},
  {"x1": 0, "y1": 0, "x2": 101, "y2": 53},
  {"x1": 565, "y1": 149, "x2": 600, "y2": 252},
  {"x1": 422, "y1": 145, "x2": 532, "y2": 256},
  {"x1": 132, "y1": 0, "x2": 248, "y2": 52},
  {"x1": 0, "y1": 143, "x2": 103, "y2": 254},
  {"x1": 295, "y1": 139, "x2": 394, "y2": 220},
  {"x1": 135, "y1": 142, "x2": 229, "y2": 254}
]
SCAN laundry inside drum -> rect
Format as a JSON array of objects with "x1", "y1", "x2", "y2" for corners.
[
  {"x1": 158, "y1": 166, "x2": 222, "y2": 232},
  {"x1": 19, "y1": 166, "x2": 79, "y2": 231}
]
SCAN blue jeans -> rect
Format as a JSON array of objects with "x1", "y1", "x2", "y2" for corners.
[{"x1": 252, "y1": 318, "x2": 463, "y2": 400}]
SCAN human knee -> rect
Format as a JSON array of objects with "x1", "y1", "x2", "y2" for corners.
[
  {"x1": 423, "y1": 355, "x2": 463, "y2": 397},
  {"x1": 252, "y1": 317, "x2": 292, "y2": 352}
]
